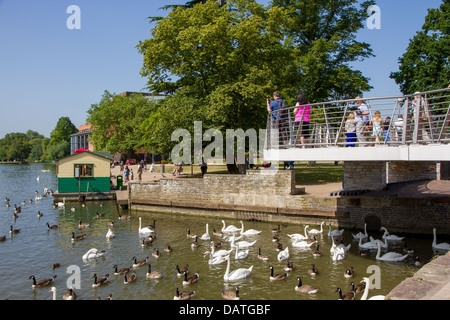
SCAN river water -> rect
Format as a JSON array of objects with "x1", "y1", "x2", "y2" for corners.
[{"x1": 0, "y1": 163, "x2": 442, "y2": 300}]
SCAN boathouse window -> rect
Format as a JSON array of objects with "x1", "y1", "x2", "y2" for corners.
[{"x1": 74, "y1": 164, "x2": 93, "y2": 177}]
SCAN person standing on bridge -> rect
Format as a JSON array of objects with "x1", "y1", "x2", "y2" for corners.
[
  {"x1": 267, "y1": 91, "x2": 288, "y2": 147},
  {"x1": 354, "y1": 96, "x2": 370, "y2": 147},
  {"x1": 293, "y1": 92, "x2": 311, "y2": 148}
]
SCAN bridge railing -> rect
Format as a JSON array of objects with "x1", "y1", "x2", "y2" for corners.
[{"x1": 266, "y1": 87, "x2": 450, "y2": 150}]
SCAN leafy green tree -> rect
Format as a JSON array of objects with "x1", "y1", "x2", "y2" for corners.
[
  {"x1": 0, "y1": 133, "x2": 31, "y2": 161},
  {"x1": 49, "y1": 117, "x2": 78, "y2": 146},
  {"x1": 46, "y1": 141, "x2": 70, "y2": 161},
  {"x1": 390, "y1": 0, "x2": 449, "y2": 94},
  {"x1": 86, "y1": 91, "x2": 158, "y2": 156}
]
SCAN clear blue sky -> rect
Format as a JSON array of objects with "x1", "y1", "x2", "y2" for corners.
[{"x1": 0, "y1": 0, "x2": 443, "y2": 138}]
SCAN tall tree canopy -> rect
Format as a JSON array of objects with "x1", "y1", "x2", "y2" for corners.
[
  {"x1": 86, "y1": 91, "x2": 158, "y2": 155},
  {"x1": 390, "y1": 0, "x2": 449, "y2": 94}
]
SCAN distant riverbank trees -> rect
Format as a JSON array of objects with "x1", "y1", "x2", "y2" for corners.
[{"x1": 0, "y1": 117, "x2": 78, "y2": 163}]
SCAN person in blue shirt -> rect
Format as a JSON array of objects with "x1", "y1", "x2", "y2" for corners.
[{"x1": 267, "y1": 91, "x2": 283, "y2": 122}]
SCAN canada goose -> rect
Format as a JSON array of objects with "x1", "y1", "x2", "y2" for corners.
[
  {"x1": 213, "y1": 240, "x2": 224, "y2": 248},
  {"x1": 335, "y1": 287, "x2": 355, "y2": 300},
  {"x1": 14, "y1": 204, "x2": 21, "y2": 213},
  {"x1": 5, "y1": 202, "x2": 10, "y2": 208},
  {"x1": 269, "y1": 266, "x2": 288, "y2": 281},
  {"x1": 312, "y1": 245, "x2": 322, "y2": 257},
  {"x1": 97, "y1": 294, "x2": 113, "y2": 300},
  {"x1": 141, "y1": 237, "x2": 153, "y2": 247},
  {"x1": 29, "y1": 275, "x2": 57, "y2": 288},
  {"x1": 131, "y1": 256, "x2": 148, "y2": 268},
  {"x1": 271, "y1": 225, "x2": 281, "y2": 233},
  {"x1": 21, "y1": 200, "x2": 26, "y2": 205},
  {"x1": 148, "y1": 219, "x2": 156, "y2": 228},
  {"x1": 113, "y1": 265, "x2": 131, "y2": 275},
  {"x1": 124, "y1": 271, "x2": 137, "y2": 284},
  {"x1": 275, "y1": 243, "x2": 283, "y2": 252},
  {"x1": 107, "y1": 220, "x2": 115, "y2": 227},
  {"x1": 239, "y1": 221, "x2": 262, "y2": 235},
  {"x1": 0, "y1": 235, "x2": 7, "y2": 241},
  {"x1": 37, "y1": 211, "x2": 43, "y2": 218},
  {"x1": 221, "y1": 287, "x2": 240, "y2": 300},
  {"x1": 12, "y1": 212, "x2": 19, "y2": 220},
  {"x1": 9, "y1": 225, "x2": 20, "y2": 235},
  {"x1": 191, "y1": 235, "x2": 199, "y2": 248},
  {"x1": 176, "y1": 264, "x2": 189, "y2": 277},
  {"x1": 5, "y1": 197, "x2": 10, "y2": 202},
  {"x1": 152, "y1": 248, "x2": 161, "y2": 259},
  {"x1": 96, "y1": 212, "x2": 106, "y2": 218},
  {"x1": 350, "y1": 281, "x2": 365, "y2": 294},
  {"x1": 186, "y1": 228, "x2": 197, "y2": 239},
  {"x1": 432, "y1": 228, "x2": 450, "y2": 252},
  {"x1": 183, "y1": 270, "x2": 199, "y2": 286},
  {"x1": 92, "y1": 273, "x2": 109, "y2": 288},
  {"x1": 118, "y1": 213, "x2": 130, "y2": 220},
  {"x1": 308, "y1": 264, "x2": 319, "y2": 276},
  {"x1": 173, "y1": 287, "x2": 195, "y2": 300},
  {"x1": 272, "y1": 234, "x2": 280, "y2": 242},
  {"x1": 403, "y1": 242, "x2": 414, "y2": 254},
  {"x1": 71, "y1": 232, "x2": 86, "y2": 242},
  {"x1": 78, "y1": 220, "x2": 89, "y2": 229},
  {"x1": 49, "y1": 287, "x2": 77, "y2": 300},
  {"x1": 344, "y1": 267, "x2": 355, "y2": 278},
  {"x1": 28, "y1": 199, "x2": 33, "y2": 203},
  {"x1": 46, "y1": 222, "x2": 59, "y2": 230},
  {"x1": 164, "y1": 244, "x2": 173, "y2": 252},
  {"x1": 52, "y1": 263, "x2": 60, "y2": 270},
  {"x1": 295, "y1": 277, "x2": 318, "y2": 294},
  {"x1": 146, "y1": 264, "x2": 162, "y2": 280},
  {"x1": 280, "y1": 259, "x2": 291, "y2": 272}
]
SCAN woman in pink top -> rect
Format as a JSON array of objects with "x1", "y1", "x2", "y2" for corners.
[{"x1": 293, "y1": 93, "x2": 311, "y2": 148}]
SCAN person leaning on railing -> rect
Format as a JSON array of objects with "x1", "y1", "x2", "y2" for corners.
[
  {"x1": 293, "y1": 93, "x2": 311, "y2": 148},
  {"x1": 354, "y1": 96, "x2": 370, "y2": 147},
  {"x1": 345, "y1": 112, "x2": 357, "y2": 147}
]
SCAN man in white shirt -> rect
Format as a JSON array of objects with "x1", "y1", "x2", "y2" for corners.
[{"x1": 354, "y1": 96, "x2": 370, "y2": 147}]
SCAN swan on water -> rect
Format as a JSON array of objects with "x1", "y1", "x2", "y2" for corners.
[
  {"x1": 332, "y1": 246, "x2": 345, "y2": 261},
  {"x1": 106, "y1": 229, "x2": 115, "y2": 239},
  {"x1": 207, "y1": 241, "x2": 232, "y2": 258},
  {"x1": 380, "y1": 227, "x2": 405, "y2": 241},
  {"x1": 287, "y1": 225, "x2": 309, "y2": 241},
  {"x1": 432, "y1": 228, "x2": 450, "y2": 252},
  {"x1": 352, "y1": 223, "x2": 368, "y2": 240},
  {"x1": 328, "y1": 223, "x2": 344, "y2": 237},
  {"x1": 230, "y1": 233, "x2": 257, "y2": 249},
  {"x1": 358, "y1": 235, "x2": 388, "y2": 250},
  {"x1": 234, "y1": 243, "x2": 249, "y2": 260},
  {"x1": 360, "y1": 277, "x2": 386, "y2": 300},
  {"x1": 277, "y1": 246, "x2": 289, "y2": 262},
  {"x1": 292, "y1": 237, "x2": 316, "y2": 248},
  {"x1": 49, "y1": 287, "x2": 77, "y2": 300},
  {"x1": 223, "y1": 255, "x2": 253, "y2": 281},
  {"x1": 308, "y1": 222, "x2": 324, "y2": 235},
  {"x1": 138, "y1": 217, "x2": 154, "y2": 234},
  {"x1": 82, "y1": 248, "x2": 106, "y2": 260},
  {"x1": 221, "y1": 220, "x2": 241, "y2": 234},
  {"x1": 200, "y1": 223, "x2": 211, "y2": 241},
  {"x1": 206, "y1": 251, "x2": 228, "y2": 265},
  {"x1": 239, "y1": 220, "x2": 262, "y2": 236},
  {"x1": 375, "y1": 240, "x2": 409, "y2": 262}
]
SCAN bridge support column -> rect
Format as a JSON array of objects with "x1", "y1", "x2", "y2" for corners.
[
  {"x1": 343, "y1": 161, "x2": 386, "y2": 191},
  {"x1": 387, "y1": 161, "x2": 439, "y2": 184}
]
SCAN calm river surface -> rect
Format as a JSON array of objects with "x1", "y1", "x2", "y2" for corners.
[{"x1": 0, "y1": 163, "x2": 441, "y2": 300}]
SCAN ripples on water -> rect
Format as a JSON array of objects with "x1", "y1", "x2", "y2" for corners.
[{"x1": 0, "y1": 163, "x2": 439, "y2": 300}]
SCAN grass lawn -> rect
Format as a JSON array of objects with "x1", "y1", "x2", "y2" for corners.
[{"x1": 180, "y1": 161, "x2": 344, "y2": 185}]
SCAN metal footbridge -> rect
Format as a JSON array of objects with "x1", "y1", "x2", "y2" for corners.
[{"x1": 264, "y1": 87, "x2": 450, "y2": 162}]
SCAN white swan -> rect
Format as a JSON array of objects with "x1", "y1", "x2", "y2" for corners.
[
  {"x1": 82, "y1": 248, "x2": 106, "y2": 260},
  {"x1": 138, "y1": 217, "x2": 154, "y2": 234},
  {"x1": 328, "y1": 223, "x2": 344, "y2": 237},
  {"x1": 432, "y1": 228, "x2": 450, "y2": 252},
  {"x1": 209, "y1": 241, "x2": 232, "y2": 258},
  {"x1": 332, "y1": 246, "x2": 345, "y2": 261},
  {"x1": 200, "y1": 223, "x2": 211, "y2": 241},
  {"x1": 352, "y1": 223, "x2": 368, "y2": 240},
  {"x1": 292, "y1": 237, "x2": 316, "y2": 248},
  {"x1": 375, "y1": 240, "x2": 409, "y2": 262},
  {"x1": 308, "y1": 222, "x2": 324, "y2": 235},
  {"x1": 277, "y1": 246, "x2": 289, "y2": 262},
  {"x1": 359, "y1": 235, "x2": 388, "y2": 250},
  {"x1": 239, "y1": 221, "x2": 261, "y2": 236},
  {"x1": 221, "y1": 220, "x2": 241, "y2": 234},
  {"x1": 360, "y1": 277, "x2": 385, "y2": 300},
  {"x1": 380, "y1": 227, "x2": 404, "y2": 241},
  {"x1": 106, "y1": 229, "x2": 115, "y2": 239},
  {"x1": 230, "y1": 233, "x2": 257, "y2": 249},
  {"x1": 223, "y1": 255, "x2": 253, "y2": 281},
  {"x1": 56, "y1": 198, "x2": 65, "y2": 208},
  {"x1": 207, "y1": 251, "x2": 228, "y2": 265},
  {"x1": 287, "y1": 225, "x2": 309, "y2": 241},
  {"x1": 337, "y1": 239, "x2": 351, "y2": 253},
  {"x1": 234, "y1": 243, "x2": 249, "y2": 260}
]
